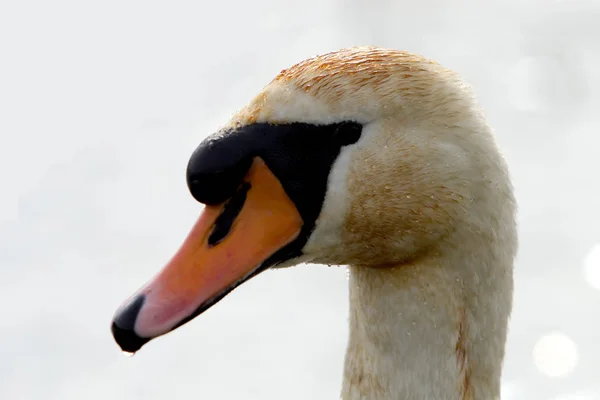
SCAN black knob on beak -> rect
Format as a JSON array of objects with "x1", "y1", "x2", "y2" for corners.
[{"x1": 186, "y1": 133, "x2": 253, "y2": 205}]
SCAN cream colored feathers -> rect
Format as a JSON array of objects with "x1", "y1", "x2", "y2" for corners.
[{"x1": 231, "y1": 47, "x2": 517, "y2": 399}]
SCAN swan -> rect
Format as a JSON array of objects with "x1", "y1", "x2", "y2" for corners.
[{"x1": 111, "y1": 47, "x2": 517, "y2": 399}]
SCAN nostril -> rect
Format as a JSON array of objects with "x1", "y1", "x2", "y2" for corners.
[{"x1": 208, "y1": 182, "x2": 251, "y2": 247}]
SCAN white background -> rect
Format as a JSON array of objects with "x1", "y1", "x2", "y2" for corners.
[{"x1": 1, "y1": 0, "x2": 599, "y2": 399}]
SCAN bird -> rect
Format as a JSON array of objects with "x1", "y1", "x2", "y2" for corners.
[{"x1": 111, "y1": 47, "x2": 517, "y2": 400}]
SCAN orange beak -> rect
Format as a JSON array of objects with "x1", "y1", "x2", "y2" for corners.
[{"x1": 111, "y1": 157, "x2": 303, "y2": 352}]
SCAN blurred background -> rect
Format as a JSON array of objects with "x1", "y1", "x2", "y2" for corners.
[{"x1": 1, "y1": 0, "x2": 599, "y2": 399}]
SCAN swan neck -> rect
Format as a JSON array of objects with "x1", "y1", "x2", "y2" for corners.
[{"x1": 341, "y1": 255, "x2": 510, "y2": 400}]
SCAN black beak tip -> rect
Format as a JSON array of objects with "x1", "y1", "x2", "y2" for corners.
[
  {"x1": 111, "y1": 320, "x2": 150, "y2": 353},
  {"x1": 111, "y1": 293, "x2": 150, "y2": 353}
]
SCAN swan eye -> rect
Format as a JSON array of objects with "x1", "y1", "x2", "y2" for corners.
[{"x1": 331, "y1": 121, "x2": 363, "y2": 146}]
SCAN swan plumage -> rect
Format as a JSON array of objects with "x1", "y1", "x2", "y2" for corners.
[{"x1": 112, "y1": 47, "x2": 517, "y2": 400}]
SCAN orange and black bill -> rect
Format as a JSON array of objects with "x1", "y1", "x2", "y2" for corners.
[
  {"x1": 111, "y1": 158, "x2": 303, "y2": 353},
  {"x1": 111, "y1": 121, "x2": 364, "y2": 353}
]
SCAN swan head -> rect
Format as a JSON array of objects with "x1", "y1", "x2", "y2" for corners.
[{"x1": 111, "y1": 47, "x2": 516, "y2": 354}]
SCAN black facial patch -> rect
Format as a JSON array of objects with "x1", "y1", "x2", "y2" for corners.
[{"x1": 187, "y1": 121, "x2": 363, "y2": 265}]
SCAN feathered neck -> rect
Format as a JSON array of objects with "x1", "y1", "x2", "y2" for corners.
[{"x1": 341, "y1": 238, "x2": 513, "y2": 400}]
